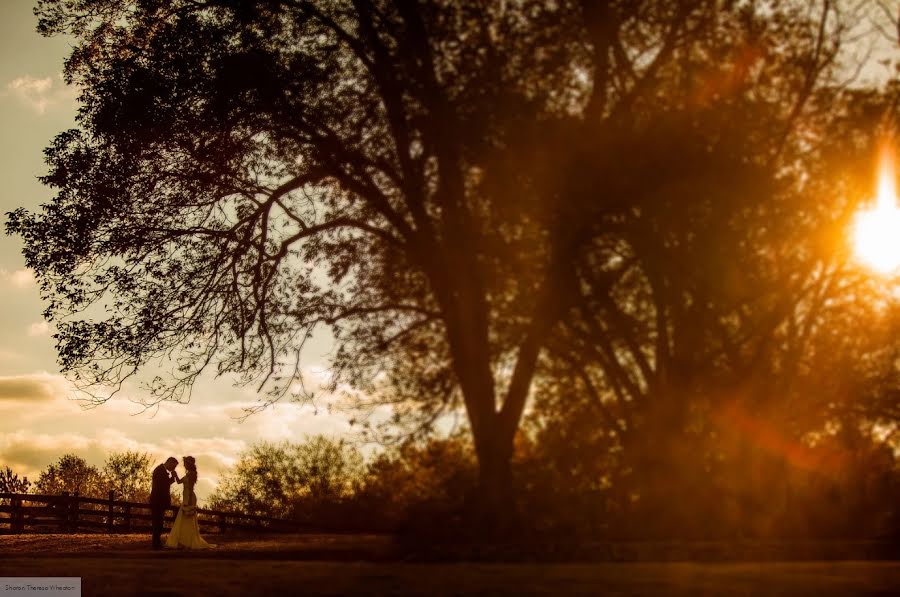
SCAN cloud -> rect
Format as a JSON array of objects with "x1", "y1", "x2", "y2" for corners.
[
  {"x1": 0, "y1": 268, "x2": 35, "y2": 289},
  {"x1": 6, "y1": 75, "x2": 53, "y2": 113},
  {"x1": 27, "y1": 321, "x2": 50, "y2": 337},
  {"x1": 0, "y1": 430, "x2": 101, "y2": 472},
  {"x1": 244, "y1": 402, "x2": 355, "y2": 443},
  {"x1": 0, "y1": 372, "x2": 69, "y2": 402},
  {"x1": 5, "y1": 74, "x2": 76, "y2": 114},
  {"x1": 0, "y1": 350, "x2": 22, "y2": 362}
]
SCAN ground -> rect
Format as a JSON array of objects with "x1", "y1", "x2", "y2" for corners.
[{"x1": 1, "y1": 534, "x2": 898, "y2": 595}]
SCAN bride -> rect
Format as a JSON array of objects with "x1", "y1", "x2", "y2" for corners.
[{"x1": 165, "y1": 456, "x2": 214, "y2": 550}]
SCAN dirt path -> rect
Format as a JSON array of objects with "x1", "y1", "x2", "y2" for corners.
[
  {"x1": 1, "y1": 535, "x2": 900, "y2": 595},
  {"x1": 0, "y1": 532, "x2": 396, "y2": 560},
  {"x1": 2, "y1": 557, "x2": 899, "y2": 596}
]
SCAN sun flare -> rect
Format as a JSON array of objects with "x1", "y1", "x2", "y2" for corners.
[{"x1": 853, "y1": 143, "x2": 900, "y2": 274}]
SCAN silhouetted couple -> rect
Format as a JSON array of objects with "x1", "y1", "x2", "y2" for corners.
[{"x1": 150, "y1": 456, "x2": 213, "y2": 550}]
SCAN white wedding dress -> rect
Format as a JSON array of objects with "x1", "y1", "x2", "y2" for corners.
[{"x1": 165, "y1": 470, "x2": 214, "y2": 549}]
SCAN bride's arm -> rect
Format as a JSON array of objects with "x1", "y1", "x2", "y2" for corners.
[{"x1": 187, "y1": 473, "x2": 198, "y2": 506}]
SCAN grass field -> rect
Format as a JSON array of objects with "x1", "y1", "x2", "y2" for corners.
[{"x1": 1, "y1": 534, "x2": 898, "y2": 596}]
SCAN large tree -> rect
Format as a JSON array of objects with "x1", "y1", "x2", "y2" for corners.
[
  {"x1": 208, "y1": 437, "x2": 364, "y2": 519},
  {"x1": 35, "y1": 454, "x2": 105, "y2": 498},
  {"x1": 102, "y1": 450, "x2": 153, "y2": 502},
  {"x1": 7, "y1": 0, "x2": 888, "y2": 522}
]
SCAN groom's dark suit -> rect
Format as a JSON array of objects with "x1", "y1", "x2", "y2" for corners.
[{"x1": 149, "y1": 463, "x2": 175, "y2": 549}]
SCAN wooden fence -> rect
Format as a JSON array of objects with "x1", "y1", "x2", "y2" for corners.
[{"x1": 0, "y1": 492, "x2": 309, "y2": 535}]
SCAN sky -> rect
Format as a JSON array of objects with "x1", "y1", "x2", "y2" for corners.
[{"x1": 0, "y1": 1, "x2": 358, "y2": 504}]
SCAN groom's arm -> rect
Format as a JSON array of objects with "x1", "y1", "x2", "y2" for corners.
[{"x1": 154, "y1": 467, "x2": 176, "y2": 488}]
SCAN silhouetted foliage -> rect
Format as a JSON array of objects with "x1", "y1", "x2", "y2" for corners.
[
  {"x1": 3, "y1": 432, "x2": 899, "y2": 540},
  {"x1": 359, "y1": 435, "x2": 478, "y2": 534},
  {"x1": 102, "y1": 450, "x2": 153, "y2": 502},
  {"x1": 208, "y1": 436, "x2": 364, "y2": 522},
  {"x1": 0, "y1": 466, "x2": 31, "y2": 494},
  {"x1": 35, "y1": 454, "x2": 105, "y2": 498}
]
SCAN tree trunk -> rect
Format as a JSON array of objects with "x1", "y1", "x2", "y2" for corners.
[
  {"x1": 472, "y1": 426, "x2": 516, "y2": 538},
  {"x1": 623, "y1": 391, "x2": 691, "y2": 538}
]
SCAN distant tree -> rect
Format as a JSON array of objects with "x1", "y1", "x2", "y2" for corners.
[
  {"x1": 515, "y1": 412, "x2": 620, "y2": 538},
  {"x1": 772, "y1": 418, "x2": 900, "y2": 539},
  {"x1": 360, "y1": 436, "x2": 477, "y2": 531},
  {"x1": 209, "y1": 437, "x2": 363, "y2": 519},
  {"x1": 0, "y1": 466, "x2": 31, "y2": 494},
  {"x1": 7, "y1": 0, "x2": 888, "y2": 528},
  {"x1": 102, "y1": 450, "x2": 153, "y2": 502},
  {"x1": 35, "y1": 454, "x2": 104, "y2": 498},
  {"x1": 531, "y1": 225, "x2": 900, "y2": 538},
  {"x1": 295, "y1": 436, "x2": 365, "y2": 502}
]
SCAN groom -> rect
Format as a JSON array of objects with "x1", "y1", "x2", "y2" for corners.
[{"x1": 149, "y1": 457, "x2": 178, "y2": 550}]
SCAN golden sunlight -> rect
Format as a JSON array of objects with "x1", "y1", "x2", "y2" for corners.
[{"x1": 853, "y1": 142, "x2": 900, "y2": 274}]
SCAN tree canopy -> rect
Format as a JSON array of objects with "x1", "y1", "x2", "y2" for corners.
[
  {"x1": 7, "y1": 0, "x2": 898, "y2": 522},
  {"x1": 34, "y1": 454, "x2": 105, "y2": 497},
  {"x1": 0, "y1": 466, "x2": 32, "y2": 495},
  {"x1": 209, "y1": 437, "x2": 364, "y2": 519}
]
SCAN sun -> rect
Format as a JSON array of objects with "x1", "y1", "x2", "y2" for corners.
[{"x1": 853, "y1": 142, "x2": 900, "y2": 274}]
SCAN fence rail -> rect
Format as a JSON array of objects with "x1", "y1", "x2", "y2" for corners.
[{"x1": 0, "y1": 492, "x2": 309, "y2": 535}]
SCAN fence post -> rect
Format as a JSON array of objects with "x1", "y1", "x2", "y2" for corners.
[
  {"x1": 60, "y1": 492, "x2": 69, "y2": 532},
  {"x1": 124, "y1": 503, "x2": 131, "y2": 533},
  {"x1": 219, "y1": 513, "x2": 226, "y2": 534},
  {"x1": 70, "y1": 491, "x2": 79, "y2": 533},
  {"x1": 107, "y1": 490, "x2": 115, "y2": 533},
  {"x1": 11, "y1": 497, "x2": 22, "y2": 534}
]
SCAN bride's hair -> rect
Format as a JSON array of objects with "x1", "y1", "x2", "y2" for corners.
[{"x1": 183, "y1": 456, "x2": 197, "y2": 473}]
